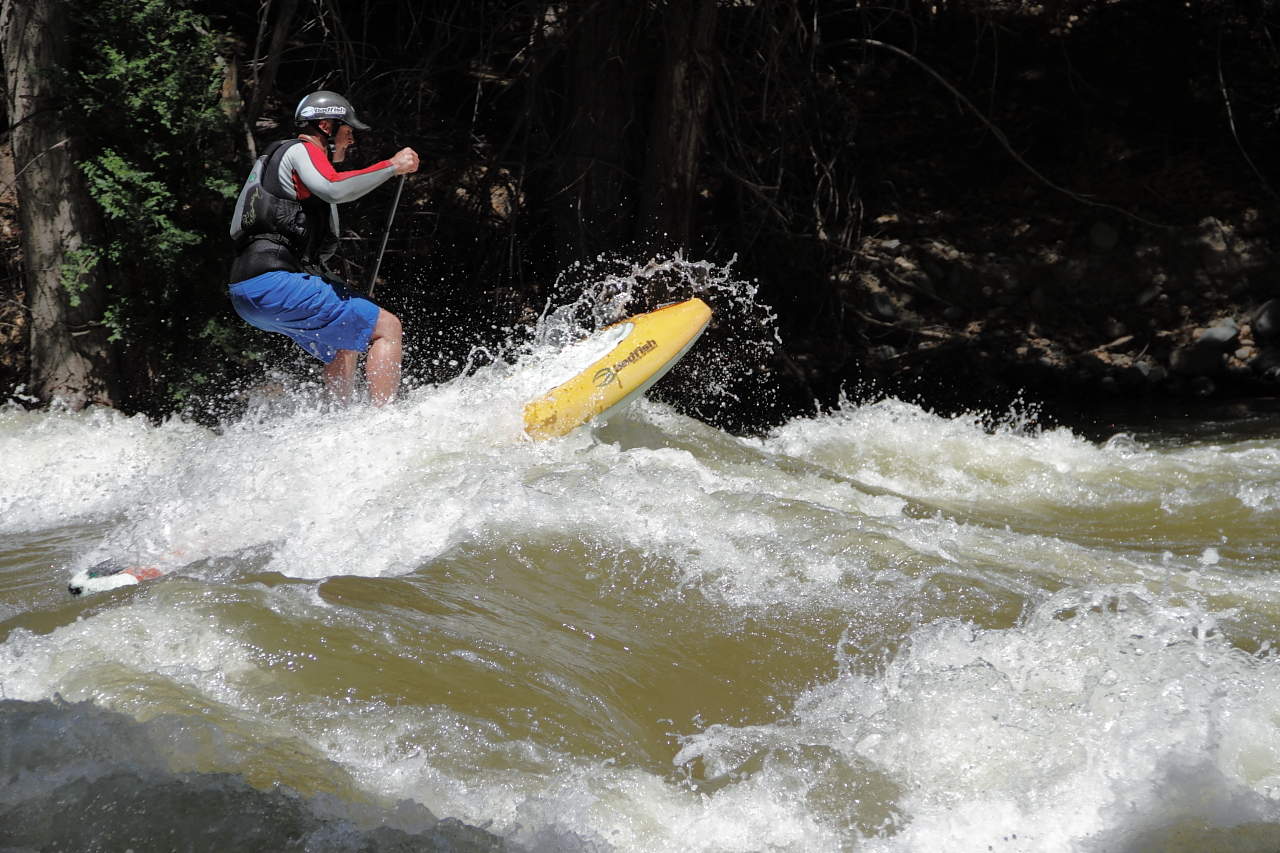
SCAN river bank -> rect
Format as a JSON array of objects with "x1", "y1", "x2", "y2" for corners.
[{"x1": 775, "y1": 203, "x2": 1280, "y2": 428}]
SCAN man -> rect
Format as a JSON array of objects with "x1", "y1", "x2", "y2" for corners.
[{"x1": 228, "y1": 90, "x2": 419, "y2": 405}]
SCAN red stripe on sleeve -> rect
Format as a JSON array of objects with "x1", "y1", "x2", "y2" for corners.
[{"x1": 302, "y1": 142, "x2": 392, "y2": 182}]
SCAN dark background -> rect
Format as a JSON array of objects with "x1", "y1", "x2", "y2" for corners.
[{"x1": 5, "y1": 0, "x2": 1280, "y2": 432}]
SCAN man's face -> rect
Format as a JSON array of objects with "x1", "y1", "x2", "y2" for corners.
[{"x1": 332, "y1": 123, "x2": 356, "y2": 163}]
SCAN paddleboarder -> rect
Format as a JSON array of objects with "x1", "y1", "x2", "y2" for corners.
[{"x1": 228, "y1": 90, "x2": 419, "y2": 405}]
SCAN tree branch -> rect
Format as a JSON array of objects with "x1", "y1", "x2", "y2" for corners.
[
  {"x1": 839, "y1": 37, "x2": 1173, "y2": 229},
  {"x1": 1216, "y1": 28, "x2": 1277, "y2": 203}
]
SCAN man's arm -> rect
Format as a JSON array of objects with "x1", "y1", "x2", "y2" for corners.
[{"x1": 282, "y1": 142, "x2": 396, "y2": 204}]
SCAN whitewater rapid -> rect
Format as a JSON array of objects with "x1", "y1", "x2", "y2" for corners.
[{"x1": 3, "y1": 260, "x2": 1280, "y2": 851}]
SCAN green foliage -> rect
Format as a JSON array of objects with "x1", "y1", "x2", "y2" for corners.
[
  {"x1": 80, "y1": 149, "x2": 201, "y2": 264},
  {"x1": 74, "y1": 0, "x2": 229, "y2": 141},
  {"x1": 66, "y1": 0, "x2": 247, "y2": 408},
  {"x1": 71, "y1": 0, "x2": 233, "y2": 265},
  {"x1": 57, "y1": 247, "x2": 101, "y2": 309}
]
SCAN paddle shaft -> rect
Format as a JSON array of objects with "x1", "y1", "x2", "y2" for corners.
[{"x1": 367, "y1": 174, "x2": 405, "y2": 298}]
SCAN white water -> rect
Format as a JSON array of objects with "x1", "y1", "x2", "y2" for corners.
[{"x1": 3, "y1": 259, "x2": 1280, "y2": 851}]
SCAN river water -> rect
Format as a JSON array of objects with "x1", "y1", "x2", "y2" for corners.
[{"x1": 3, "y1": 264, "x2": 1280, "y2": 851}]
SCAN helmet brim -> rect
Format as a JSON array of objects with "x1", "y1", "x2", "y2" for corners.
[{"x1": 343, "y1": 115, "x2": 371, "y2": 131}]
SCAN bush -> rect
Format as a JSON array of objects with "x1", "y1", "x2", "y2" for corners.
[{"x1": 67, "y1": 0, "x2": 254, "y2": 411}]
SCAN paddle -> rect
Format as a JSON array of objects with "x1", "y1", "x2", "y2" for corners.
[{"x1": 367, "y1": 174, "x2": 405, "y2": 298}]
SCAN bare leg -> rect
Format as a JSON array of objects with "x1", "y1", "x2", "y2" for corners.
[
  {"x1": 324, "y1": 350, "x2": 358, "y2": 404},
  {"x1": 366, "y1": 309, "x2": 403, "y2": 406}
]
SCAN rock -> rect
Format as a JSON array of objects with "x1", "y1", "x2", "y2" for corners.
[
  {"x1": 1123, "y1": 360, "x2": 1165, "y2": 386},
  {"x1": 1195, "y1": 217, "x2": 1234, "y2": 275},
  {"x1": 1172, "y1": 320, "x2": 1240, "y2": 376},
  {"x1": 1196, "y1": 319, "x2": 1239, "y2": 351},
  {"x1": 870, "y1": 291, "x2": 896, "y2": 320},
  {"x1": 1251, "y1": 347, "x2": 1280, "y2": 380},
  {"x1": 1104, "y1": 317, "x2": 1128, "y2": 339},
  {"x1": 1117, "y1": 364, "x2": 1146, "y2": 387},
  {"x1": 870, "y1": 345, "x2": 898, "y2": 361},
  {"x1": 1170, "y1": 344, "x2": 1223, "y2": 376},
  {"x1": 1077, "y1": 352, "x2": 1109, "y2": 376},
  {"x1": 1253, "y1": 299, "x2": 1280, "y2": 344},
  {"x1": 943, "y1": 305, "x2": 965, "y2": 323}
]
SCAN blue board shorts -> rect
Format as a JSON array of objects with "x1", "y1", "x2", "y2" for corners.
[{"x1": 230, "y1": 271, "x2": 380, "y2": 364}]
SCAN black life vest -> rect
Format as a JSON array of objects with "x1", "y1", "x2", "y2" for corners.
[{"x1": 229, "y1": 139, "x2": 331, "y2": 268}]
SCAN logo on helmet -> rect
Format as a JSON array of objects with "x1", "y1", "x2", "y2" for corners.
[{"x1": 300, "y1": 105, "x2": 346, "y2": 119}]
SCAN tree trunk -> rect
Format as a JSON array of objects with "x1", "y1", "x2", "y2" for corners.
[
  {"x1": 245, "y1": 0, "x2": 299, "y2": 138},
  {"x1": 1, "y1": 0, "x2": 119, "y2": 407},
  {"x1": 639, "y1": 0, "x2": 718, "y2": 251},
  {"x1": 553, "y1": 0, "x2": 644, "y2": 265}
]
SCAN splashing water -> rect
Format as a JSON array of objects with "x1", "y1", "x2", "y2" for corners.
[
  {"x1": 4, "y1": 258, "x2": 1280, "y2": 851},
  {"x1": 521, "y1": 254, "x2": 781, "y2": 425}
]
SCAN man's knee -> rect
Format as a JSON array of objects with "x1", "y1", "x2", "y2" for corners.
[{"x1": 372, "y1": 309, "x2": 402, "y2": 343}]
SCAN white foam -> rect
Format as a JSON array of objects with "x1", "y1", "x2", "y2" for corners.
[
  {"x1": 0, "y1": 404, "x2": 205, "y2": 534},
  {"x1": 297, "y1": 696, "x2": 840, "y2": 852},
  {"x1": 763, "y1": 399, "x2": 1280, "y2": 524},
  {"x1": 6, "y1": 280, "x2": 1280, "y2": 853},
  {"x1": 0, "y1": 598, "x2": 258, "y2": 709},
  {"x1": 673, "y1": 586, "x2": 1280, "y2": 852}
]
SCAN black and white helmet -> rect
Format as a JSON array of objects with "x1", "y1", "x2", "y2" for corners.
[{"x1": 294, "y1": 90, "x2": 370, "y2": 130}]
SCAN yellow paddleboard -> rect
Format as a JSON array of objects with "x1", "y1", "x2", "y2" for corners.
[{"x1": 524, "y1": 298, "x2": 712, "y2": 440}]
